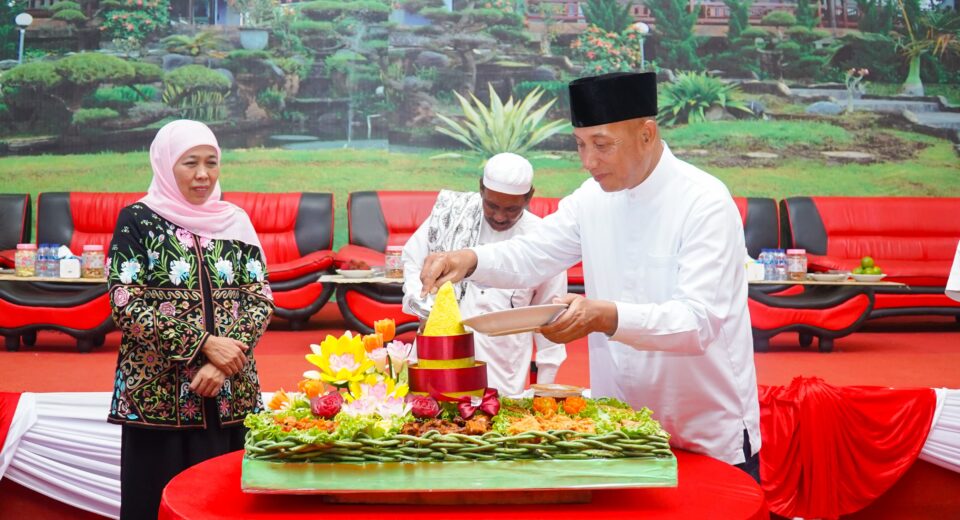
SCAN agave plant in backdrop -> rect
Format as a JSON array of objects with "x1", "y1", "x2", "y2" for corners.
[
  {"x1": 657, "y1": 72, "x2": 753, "y2": 126},
  {"x1": 433, "y1": 85, "x2": 571, "y2": 162}
]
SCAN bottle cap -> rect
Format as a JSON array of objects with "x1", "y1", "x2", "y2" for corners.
[
  {"x1": 83, "y1": 244, "x2": 104, "y2": 251},
  {"x1": 786, "y1": 249, "x2": 806, "y2": 255},
  {"x1": 17, "y1": 243, "x2": 37, "y2": 250}
]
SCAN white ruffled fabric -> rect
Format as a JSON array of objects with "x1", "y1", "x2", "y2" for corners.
[
  {"x1": 920, "y1": 388, "x2": 960, "y2": 473},
  {"x1": 1, "y1": 389, "x2": 958, "y2": 520}
]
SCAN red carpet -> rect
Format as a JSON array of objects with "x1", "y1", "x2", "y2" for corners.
[{"x1": 1, "y1": 304, "x2": 957, "y2": 392}]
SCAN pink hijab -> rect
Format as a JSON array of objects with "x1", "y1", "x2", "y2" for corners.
[{"x1": 139, "y1": 120, "x2": 262, "y2": 253}]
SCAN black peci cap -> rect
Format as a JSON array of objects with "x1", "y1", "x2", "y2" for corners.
[{"x1": 568, "y1": 72, "x2": 657, "y2": 127}]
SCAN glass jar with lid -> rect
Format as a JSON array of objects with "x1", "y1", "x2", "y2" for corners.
[
  {"x1": 82, "y1": 244, "x2": 106, "y2": 278},
  {"x1": 786, "y1": 249, "x2": 808, "y2": 281},
  {"x1": 385, "y1": 246, "x2": 404, "y2": 279},
  {"x1": 14, "y1": 243, "x2": 37, "y2": 277}
]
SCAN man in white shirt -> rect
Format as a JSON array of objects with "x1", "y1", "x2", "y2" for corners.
[
  {"x1": 402, "y1": 153, "x2": 567, "y2": 397},
  {"x1": 417, "y1": 73, "x2": 761, "y2": 482}
]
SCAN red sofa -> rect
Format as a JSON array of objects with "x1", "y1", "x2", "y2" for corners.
[
  {"x1": 781, "y1": 196, "x2": 960, "y2": 319},
  {"x1": 335, "y1": 191, "x2": 781, "y2": 334},
  {"x1": 0, "y1": 192, "x2": 335, "y2": 351},
  {"x1": 0, "y1": 194, "x2": 31, "y2": 268},
  {"x1": 222, "y1": 192, "x2": 336, "y2": 329}
]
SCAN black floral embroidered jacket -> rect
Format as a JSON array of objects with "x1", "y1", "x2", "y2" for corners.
[{"x1": 107, "y1": 203, "x2": 274, "y2": 428}]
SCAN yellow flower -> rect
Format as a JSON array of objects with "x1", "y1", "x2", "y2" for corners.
[{"x1": 303, "y1": 332, "x2": 374, "y2": 387}]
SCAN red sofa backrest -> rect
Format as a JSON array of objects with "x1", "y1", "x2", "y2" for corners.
[
  {"x1": 36, "y1": 192, "x2": 145, "y2": 253},
  {"x1": 36, "y1": 192, "x2": 334, "y2": 264},
  {"x1": 222, "y1": 192, "x2": 334, "y2": 265},
  {"x1": 782, "y1": 196, "x2": 960, "y2": 260},
  {"x1": 348, "y1": 191, "x2": 566, "y2": 252},
  {"x1": 348, "y1": 191, "x2": 780, "y2": 258}
]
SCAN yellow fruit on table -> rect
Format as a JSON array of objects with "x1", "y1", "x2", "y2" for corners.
[
  {"x1": 860, "y1": 256, "x2": 875, "y2": 269},
  {"x1": 853, "y1": 267, "x2": 864, "y2": 275},
  {"x1": 869, "y1": 266, "x2": 883, "y2": 275}
]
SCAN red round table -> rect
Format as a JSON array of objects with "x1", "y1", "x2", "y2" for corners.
[{"x1": 159, "y1": 450, "x2": 768, "y2": 519}]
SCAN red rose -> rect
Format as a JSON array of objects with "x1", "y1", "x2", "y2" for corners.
[
  {"x1": 310, "y1": 392, "x2": 343, "y2": 419},
  {"x1": 407, "y1": 395, "x2": 441, "y2": 419}
]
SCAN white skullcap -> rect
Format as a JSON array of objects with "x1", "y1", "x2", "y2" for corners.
[{"x1": 483, "y1": 152, "x2": 534, "y2": 195}]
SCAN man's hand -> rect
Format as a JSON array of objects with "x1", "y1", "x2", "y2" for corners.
[
  {"x1": 201, "y1": 336, "x2": 248, "y2": 376},
  {"x1": 419, "y1": 249, "x2": 479, "y2": 297},
  {"x1": 189, "y1": 363, "x2": 227, "y2": 397},
  {"x1": 538, "y1": 293, "x2": 618, "y2": 344}
]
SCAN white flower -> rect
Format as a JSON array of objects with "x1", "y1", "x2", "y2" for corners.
[
  {"x1": 169, "y1": 259, "x2": 190, "y2": 286},
  {"x1": 119, "y1": 259, "x2": 141, "y2": 284},
  {"x1": 147, "y1": 250, "x2": 160, "y2": 270},
  {"x1": 245, "y1": 259, "x2": 264, "y2": 282},
  {"x1": 215, "y1": 258, "x2": 235, "y2": 284}
]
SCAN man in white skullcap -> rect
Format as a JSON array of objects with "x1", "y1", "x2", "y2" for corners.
[{"x1": 402, "y1": 152, "x2": 567, "y2": 396}]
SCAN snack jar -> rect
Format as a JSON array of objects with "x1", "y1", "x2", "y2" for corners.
[
  {"x1": 385, "y1": 246, "x2": 404, "y2": 279},
  {"x1": 786, "y1": 249, "x2": 808, "y2": 281},
  {"x1": 14, "y1": 243, "x2": 37, "y2": 277},
  {"x1": 82, "y1": 244, "x2": 106, "y2": 278}
]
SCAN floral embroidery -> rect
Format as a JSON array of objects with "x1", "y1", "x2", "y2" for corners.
[
  {"x1": 175, "y1": 228, "x2": 193, "y2": 249},
  {"x1": 113, "y1": 286, "x2": 130, "y2": 307},
  {"x1": 263, "y1": 283, "x2": 273, "y2": 300},
  {"x1": 147, "y1": 250, "x2": 160, "y2": 270},
  {"x1": 159, "y1": 301, "x2": 176, "y2": 316},
  {"x1": 215, "y1": 258, "x2": 235, "y2": 284},
  {"x1": 119, "y1": 260, "x2": 141, "y2": 284},
  {"x1": 181, "y1": 400, "x2": 199, "y2": 419},
  {"x1": 246, "y1": 259, "x2": 264, "y2": 282},
  {"x1": 108, "y1": 204, "x2": 274, "y2": 428},
  {"x1": 169, "y1": 259, "x2": 190, "y2": 285}
]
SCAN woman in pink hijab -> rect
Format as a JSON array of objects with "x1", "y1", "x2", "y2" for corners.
[{"x1": 106, "y1": 120, "x2": 274, "y2": 519}]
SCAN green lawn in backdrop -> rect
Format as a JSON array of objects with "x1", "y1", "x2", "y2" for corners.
[{"x1": 1, "y1": 121, "x2": 958, "y2": 250}]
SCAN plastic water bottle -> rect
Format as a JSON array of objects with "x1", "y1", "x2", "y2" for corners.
[
  {"x1": 47, "y1": 243, "x2": 61, "y2": 277},
  {"x1": 760, "y1": 249, "x2": 775, "y2": 281},
  {"x1": 37, "y1": 244, "x2": 50, "y2": 277},
  {"x1": 774, "y1": 249, "x2": 788, "y2": 281}
]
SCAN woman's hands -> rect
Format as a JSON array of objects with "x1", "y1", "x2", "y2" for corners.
[
  {"x1": 189, "y1": 363, "x2": 226, "y2": 397},
  {"x1": 202, "y1": 336, "x2": 248, "y2": 376}
]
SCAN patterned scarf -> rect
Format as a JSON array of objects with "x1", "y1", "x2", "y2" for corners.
[{"x1": 426, "y1": 190, "x2": 483, "y2": 301}]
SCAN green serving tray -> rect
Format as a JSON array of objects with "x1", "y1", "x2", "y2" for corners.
[{"x1": 242, "y1": 455, "x2": 677, "y2": 494}]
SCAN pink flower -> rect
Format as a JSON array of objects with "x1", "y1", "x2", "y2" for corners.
[
  {"x1": 311, "y1": 392, "x2": 344, "y2": 418},
  {"x1": 199, "y1": 237, "x2": 212, "y2": 250},
  {"x1": 262, "y1": 284, "x2": 273, "y2": 300},
  {"x1": 367, "y1": 347, "x2": 388, "y2": 372},
  {"x1": 113, "y1": 287, "x2": 130, "y2": 307},
  {"x1": 586, "y1": 51, "x2": 596, "y2": 59},
  {"x1": 175, "y1": 228, "x2": 193, "y2": 248},
  {"x1": 159, "y1": 301, "x2": 176, "y2": 316}
]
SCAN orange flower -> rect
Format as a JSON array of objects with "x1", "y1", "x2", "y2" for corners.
[
  {"x1": 562, "y1": 396, "x2": 587, "y2": 415},
  {"x1": 532, "y1": 396, "x2": 558, "y2": 416},
  {"x1": 374, "y1": 319, "x2": 396, "y2": 343},
  {"x1": 362, "y1": 333, "x2": 383, "y2": 352},
  {"x1": 297, "y1": 378, "x2": 324, "y2": 398},
  {"x1": 267, "y1": 389, "x2": 291, "y2": 410}
]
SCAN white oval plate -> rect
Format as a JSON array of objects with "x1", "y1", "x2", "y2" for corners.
[
  {"x1": 337, "y1": 269, "x2": 375, "y2": 279},
  {"x1": 808, "y1": 272, "x2": 849, "y2": 282},
  {"x1": 851, "y1": 273, "x2": 886, "y2": 282},
  {"x1": 461, "y1": 304, "x2": 568, "y2": 337}
]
